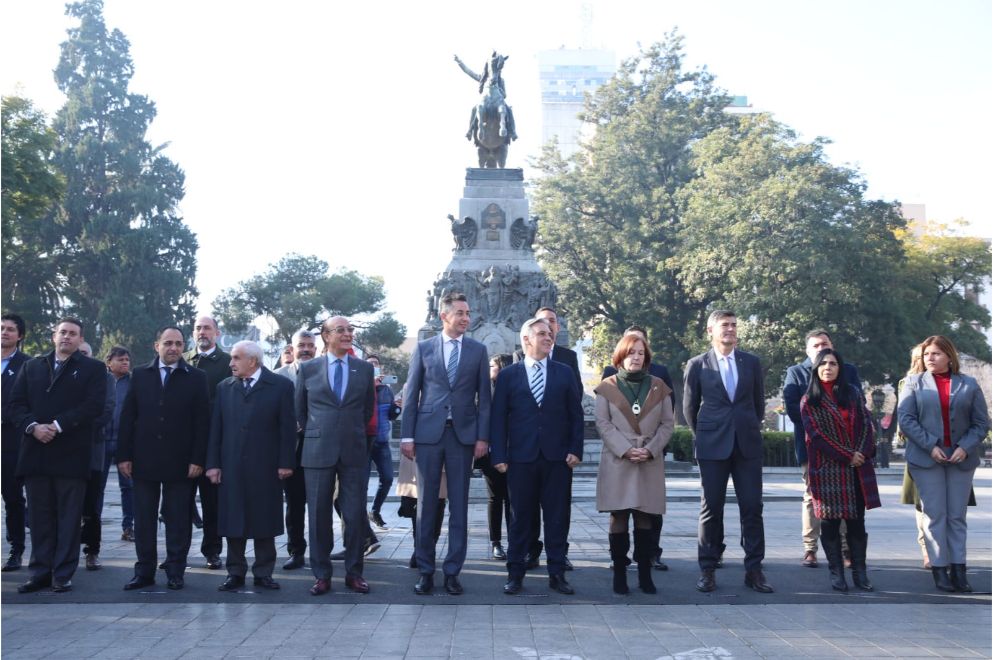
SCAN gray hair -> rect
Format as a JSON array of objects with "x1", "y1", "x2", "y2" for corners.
[
  {"x1": 519, "y1": 317, "x2": 549, "y2": 344},
  {"x1": 231, "y1": 340, "x2": 264, "y2": 367},
  {"x1": 291, "y1": 329, "x2": 317, "y2": 344}
]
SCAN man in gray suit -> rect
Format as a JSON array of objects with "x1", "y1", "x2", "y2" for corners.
[
  {"x1": 295, "y1": 317, "x2": 375, "y2": 595},
  {"x1": 401, "y1": 292, "x2": 491, "y2": 596},
  {"x1": 683, "y1": 310, "x2": 772, "y2": 594}
]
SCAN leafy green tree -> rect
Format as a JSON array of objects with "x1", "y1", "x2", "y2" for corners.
[
  {"x1": 213, "y1": 253, "x2": 405, "y2": 351},
  {"x1": 674, "y1": 114, "x2": 910, "y2": 390},
  {"x1": 532, "y1": 33, "x2": 733, "y2": 382},
  {"x1": 52, "y1": 0, "x2": 198, "y2": 353},
  {"x1": 1, "y1": 96, "x2": 66, "y2": 353}
]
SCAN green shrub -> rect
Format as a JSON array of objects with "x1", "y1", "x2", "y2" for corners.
[{"x1": 669, "y1": 427, "x2": 798, "y2": 467}]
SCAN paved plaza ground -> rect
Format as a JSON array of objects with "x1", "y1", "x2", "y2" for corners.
[{"x1": 2, "y1": 465, "x2": 990, "y2": 658}]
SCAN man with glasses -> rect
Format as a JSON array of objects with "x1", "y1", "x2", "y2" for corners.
[{"x1": 295, "y1": 317, "x2": 375, "y2": 595}]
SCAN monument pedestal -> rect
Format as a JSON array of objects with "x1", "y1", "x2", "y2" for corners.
[{"x1": 419, "y1": 168, "x2": 564, "y2": 356}]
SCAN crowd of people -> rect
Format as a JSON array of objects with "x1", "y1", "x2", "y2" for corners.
[{"x1": 0, "y1": 300, "x2": 988, "y2": 597}]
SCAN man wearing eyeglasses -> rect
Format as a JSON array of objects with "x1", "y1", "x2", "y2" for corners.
[{"x1": 295, "y1": 317, "x2": 375, "y2": 595}]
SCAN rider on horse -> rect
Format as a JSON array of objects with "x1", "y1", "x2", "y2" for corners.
[{"x1": 455, "y1": 51, "x2": 518, "y2": 143}]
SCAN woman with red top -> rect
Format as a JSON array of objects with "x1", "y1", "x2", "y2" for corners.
[
  {"x1": 801, "y1": 348, "x2": 880, "y2": 592},
  {"x1": 898, "y1": 335, "x2": 990, "y2": 592}
]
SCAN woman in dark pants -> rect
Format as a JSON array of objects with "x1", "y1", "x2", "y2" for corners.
[
  {"x1": 473, "y1": 354, "x2": 513, "y2": 559},
  {"x1": 365, "y1": 355, "x2": 398, "y2": 529},
  {"x1": 801, "y1": 348, "x2": 880, "y2": 592}
]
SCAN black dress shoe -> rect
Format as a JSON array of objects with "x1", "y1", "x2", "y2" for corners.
[
  {"x1": 696, "y1": 569, "x2": 716, "y2": 592},
  {"x1": 2, "y1": 551, "x2": 23, "y2": 572},
  {"x1": 18, "y1": 577, "x2": 52, "y2": 593},
  {"x1": 167, "y1": 576, "x2": 184, "y2": 590},
  {"x1": 158, "y1": 561, "x2": 167, "y2": 570},
  {"x1": 932, "y1": 566, "x2": 955, "y2": 592},
  {"x1": 329, "y1": 549, "x2": 346, "y2": 561},
  {"x1": 414, "y1": 574, "x2": 434, "y2": 595},
  {"x1": 652, "y1": 552, "x2": 669, "y2": 571},
  {"x1": 283, "y1": 554, "x2": 305, "y2": 570},
  {"x1": 503, "y1": 576, "x2": 523, "y2": 594},
  {"x1": 491, "y1": 543, "x2": 506, "y2": 560},
  {"x1": 218, "y1": 575, "x2": 245, "y2": 592},
  {"x1": 52, "y1": 580, "x2": 72, "y2": 593},
  {"x1": 205, "y1": 555, "x2": 223, "y2": 570},
  {"x1": 444, "y1": 574, "x2": 463, "y2": 595},
  {"x1": 369, "y1": 511, "x2": 387, "y2": 529},
  {"x1": 563, "y1": 556, "x2": 574, "y2": 571},
  {"x1": 549, "y1": 574, "x2": 574, "y2": 595},
  {"x1": 254, "y1": 576, "x2": 280, "y2": 590},
  {"x1": 124, "y1": 575, "x2": 155, "y2": 590},
  {"x1": 744, "y1": 569, "x2": 774, "y2": 593}
]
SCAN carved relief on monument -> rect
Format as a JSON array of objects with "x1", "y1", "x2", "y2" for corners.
[{"x1": 481, "y1": 203, "x2": 506, "y2": 242}]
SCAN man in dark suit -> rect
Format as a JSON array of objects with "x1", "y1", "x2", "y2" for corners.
[
  {"x1": 184, "y1": 315, "x2": 230, "y2": 570},
  {"x1": 491, "y1": 317, "x2": 584, "y2": 595},
  {"x1": 602, "y1": 324, "x2": 678, "y2": 571},
  {"x1": 77, "y1": 341, "x2": 115, "y2": 572},
  {"x1": 1, "y1": 313, "x2": 29, "y2": 572},
  {"x1": 783, "y1": 329, "x2": 862, "y2": 568},
  {"x1": 10, "y1": 317, "x2": 107, "y2": 593},
  {"x1": 683, "y1": 309, "x2": 772, "y2": 594},
  {"x1": 208, "y1": 341, "x2": 296, "y2": 592},
  {"x1": 401, "y1": 293, "x2": 491, "y2": 596},
  {"x1": 296, "y1": 316, "x2": 375, "y2": 595},
  {"x1": 273, "y1": 329, "x2": 317, "y2": 570},
  {"x1": 118, "y1": 326, "x2": 210, "y2": 591}
]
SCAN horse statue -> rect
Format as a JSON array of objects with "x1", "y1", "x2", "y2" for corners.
[{"x1": 455, "y1": 51, "x2": 518, "y2": 168}]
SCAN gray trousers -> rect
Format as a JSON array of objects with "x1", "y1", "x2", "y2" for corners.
[
  {"x1": 909, "y1": 462, "x2": 975, "y2": 566},
  {"x1": 225, "y1": 537, "x2": 276, "y2": 578},
  {"x1": 414, "y1": 426, "x2": 473, "y2": 576},
  {"x1": 305, "y1": 465, "x2": 367, "y2": 580}
]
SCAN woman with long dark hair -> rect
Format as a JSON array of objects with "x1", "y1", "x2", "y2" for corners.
[
  {"x1": 801, "y1": 348, "x2": 880, "y2": 592},
  {"x1": 898, "y1": 335, "x2": 990, "y2": 592}
]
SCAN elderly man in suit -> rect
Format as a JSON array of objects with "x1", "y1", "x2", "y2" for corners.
[
  {"x1": 10, "y1": 318, "x2": 107, "y2": 593},
  {"x1": 208, "y1": 341, "x2": 296, "y2": 591},
  {"x1": 491, "y1": 317, "x2": 584, "y2": 595},
  {"x1": 274, "y1": 329, "x2": 317, "y2": 570},
  {"x1": 401, "y1": 292, "x2": 491, "y2": 596},
  {"x1": 184, "y1": 315, "x2": 231, "y2": 570},
  {"x1": 783, "y1": 329, "x2": 862, "y2": 569},
  {"x1": 118, "y1": 326, "x2": 210, "y2": 591},
  {"x1": 683, "y1": 309, "x2": 772, "y2": 594},
  {"x1": 296, "y1": 316, "x2": 375, "y2": 595},
  {"x1": 1, "y1": 313, "x2": 29, "y2": 572}
]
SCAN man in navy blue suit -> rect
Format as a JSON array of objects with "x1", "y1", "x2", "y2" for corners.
[{"x1": 491, "y1": 318, "x2": 584, "y2": 595}]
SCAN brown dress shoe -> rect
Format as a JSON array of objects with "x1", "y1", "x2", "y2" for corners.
[
  {"x1": 346, "y1": 574, "x2": 370, "y2": 594},
  {"x1": 802, "y1": 551, "x2": 818, "y2": 568},
  {"x1": 310, "y1": 578, "x2": 331, "y2": 596},
  {"x1": 696, "y1": 569, "x2": 716, "y2": 592},
  {"x1": 744, "y1": 569, "x2": 774, "y2": 593}
]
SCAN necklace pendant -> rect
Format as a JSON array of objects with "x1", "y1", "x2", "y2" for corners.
[{"x1": 632, "y1": 402, "x2": 641, "y2": 415}]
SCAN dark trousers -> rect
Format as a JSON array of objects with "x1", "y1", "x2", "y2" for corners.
[
  {"x1": 1, "y1": 448, "x2": 26, "y2": 554},
  {"x1": 105, "y1": 441, "x2": 134, "y2": 530},
  {"x1": 527, "y1": 467, "x2": 573, "y2": 555},
  {"x1": 225, "y1": 537, "x2": 277, "y2": 578},
  {"x1": 476, "y1": 454, "x2": 510, "y2": 544},
  {"x1": 193, "y1": 475, "x2": 222, "y2": 557},
  {"x1": 24, "y1": 476, "x2": 86, "y2": 582},
  {"x1": 506, "y1": 456, "x2": 571, "y2": 578},
  {"x1": 134, "y1": 478, "x2": 194, "y2": 579},
  {"x1": 369, "y1": 441, "x2": 394, "y2": 514},
  {"x1": 282, "y1": 466, "x2": 307, "y2": 557},
  {"x1": 414, "y1": 426, "x2": 474, "y2": 577},
  {"x1": 307, "y1": 465, "x2": 367, "y2": 580},
  {"x1": 698, "y1": 441, "x2": 765, "y2": 571},
  {"x1": 80, "y1": 466, "x2": 110, "y2": 555}
]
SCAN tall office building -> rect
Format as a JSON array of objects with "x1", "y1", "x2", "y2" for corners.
[{"x1": 537, "y1": 48, "x2": 615, "y2": 159}]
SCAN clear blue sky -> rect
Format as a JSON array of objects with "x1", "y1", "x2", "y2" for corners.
[{"x1": 3, "y1": 0, "x2": 990, "y2": 337}]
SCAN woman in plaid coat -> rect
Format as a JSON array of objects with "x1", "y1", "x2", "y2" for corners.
[{"x1": 801, "y1": 348, "x2": 880, "y2": 592}]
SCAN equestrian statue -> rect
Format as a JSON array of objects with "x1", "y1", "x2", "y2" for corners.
[{"x1": 454, "y1": 51, "x2": 518, "y2": 168}]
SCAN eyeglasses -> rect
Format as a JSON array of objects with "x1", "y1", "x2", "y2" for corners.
[{"x1": 327, "y1": 326, "x2": 355, "y2": 335}]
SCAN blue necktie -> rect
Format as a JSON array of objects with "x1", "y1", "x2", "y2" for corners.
[
  {"x1": 723, "y1": 358, "x2": 736, "y2": 400},
  {"x1": 447, "y1": 340, "x2": 459, "y2": 387},
  {"x1": 530, "y1": 363, "x2": 544, "y2": 406},
  {"x1": 333, "y1": 359, "x2": 344, "y2": 400},
  {"x1": 161, "y1": 366, "x2": 172, "y2": 386}
]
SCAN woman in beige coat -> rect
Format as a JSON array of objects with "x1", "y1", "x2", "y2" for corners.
[{"x1": 595, "y1": 333, "x2": 674, "y2": 594}]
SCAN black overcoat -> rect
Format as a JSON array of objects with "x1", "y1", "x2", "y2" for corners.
[
  {"x1": 117, "y1": 358, "x2": 210, "y2": 482},
  {"x1": 207, "y1": 368, "x2": 296, "y2": 539},
  {"x1": 11, "y1": 350, "x2": 107, "y2": 479}
]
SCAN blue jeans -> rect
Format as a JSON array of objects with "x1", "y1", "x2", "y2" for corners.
[
  {"x1": 105, "y1": 441, "x2": 134, "y2": 530},
  {"x1": 368, "y1": 441, "x2": 394, "y2": 514}
]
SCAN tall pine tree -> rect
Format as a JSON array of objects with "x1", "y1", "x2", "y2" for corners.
[{"x1": 53, "y1": 0, "x2": 197, "y2": 353}]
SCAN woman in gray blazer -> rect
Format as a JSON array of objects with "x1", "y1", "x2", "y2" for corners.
[{"x1": 898, "y1": 335, "x2": 990, "y2": 592}]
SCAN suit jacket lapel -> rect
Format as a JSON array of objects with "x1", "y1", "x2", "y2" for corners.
[
  {"x1": 733, "y1": 353, "x2": 747, "y2": 403},
  {"x1": 705, "y1": 349, "x2": 731, "y2": 404}
]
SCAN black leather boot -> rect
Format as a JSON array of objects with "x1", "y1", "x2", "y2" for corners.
[
  {"x1": 932, "y1": 566, "x2": 955, "y2": 592},
  {"x1": 633, "y1": 528, "x2": 656, "y2": 594},
  {"x1": 847, "y1": 530, "x2": 873, "y2": 592},
  {"x1": 608, "y1": 533, "x2": 629, "y2": 594},
  {"x1": 950, "y1": 564, "x2": 972, "y2": 593},
  {"x1": 821, "y1": 529, "x2": 848, "y2": 592}
]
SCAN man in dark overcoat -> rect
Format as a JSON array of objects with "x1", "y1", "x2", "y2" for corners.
[
  {"x1": 118, "y1": 326, "x2": 210, "y2": 591},
  {"x1": 1, "y1": 313, "x2": 30, "y2": 572},
  {"x1": 207, "y1": 341, "x2": 296, "y2": 591},
  {"x1": 184, "y1": 315, "x2": 231, "y2": 569},
  {"x1": 10, "y1": 317, "x2": 107, "y2": 593}
]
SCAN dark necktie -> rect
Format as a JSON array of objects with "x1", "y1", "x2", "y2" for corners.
[
  {"x1": 333, "y1": 359, "x2": 344, "y2": 400},
  {"x1": 54, "y1": 359, "x2": 63, "y2": 374},
  {"x1": 161, "y1": 366, "x2": 172, "y2": 385},
  {"x1": 242, "y1": 377, "x2": 252, "y2": 391}
]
